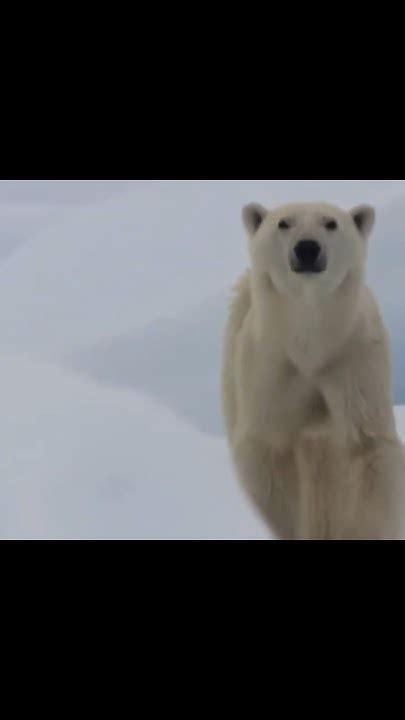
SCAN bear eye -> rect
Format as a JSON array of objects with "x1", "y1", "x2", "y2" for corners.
[
  {"x1": 325, "y1": 219, "x2": 338, "y2": 231},
  {"x1": 278, "y1": 219, "x2": 290, "y2": 230}
]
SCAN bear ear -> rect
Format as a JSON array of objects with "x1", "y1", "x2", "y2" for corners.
[
  {"x1": 350, "y1": 205, "x2": 376, "y2": 240},
  {"x1": 242, "y1": 203, "x2": 268, "y2": 236}
]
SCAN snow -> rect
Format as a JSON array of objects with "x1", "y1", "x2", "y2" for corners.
[
  {"x1": 0, "y1": 179, "x2": 404, "y2": 539},
  {"x1": 68, "y1": 294, "x2": 228, "y2": 436},
  {"x1": 0, "y1": 354, "x2": 268, "y2": 540},
  {"x1": 0, "y1": 182, "x2": 247, "y2": 352}
]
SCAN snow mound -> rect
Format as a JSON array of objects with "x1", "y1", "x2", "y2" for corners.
[{"x1": 0, "y1": 354, "x2": 269, "y2": 540}]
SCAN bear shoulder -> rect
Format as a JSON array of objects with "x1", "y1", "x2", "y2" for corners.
[{"x1": 225, "y1": 269, "x2": 252, "y2": 340}]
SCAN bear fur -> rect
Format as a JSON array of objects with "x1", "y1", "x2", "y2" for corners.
[{"x1": 221, "y1": 202, "x2": 405, "y2": 540}]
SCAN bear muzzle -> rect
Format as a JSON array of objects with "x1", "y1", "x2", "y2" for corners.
[{"x1": 290, "y1": 239, "x2": 327, "y2": 274}]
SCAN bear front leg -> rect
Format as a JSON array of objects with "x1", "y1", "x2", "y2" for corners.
[
  {"x1": 232, "y1": 435, "x2": 299, "y2": 540},
  {"x1": 344, "y1": 439, "x2": 405, "y2": 540}
]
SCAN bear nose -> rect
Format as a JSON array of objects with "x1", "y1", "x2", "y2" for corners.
[{"x1": 294, "y1": 240, "x2": 321, "y2": 267}]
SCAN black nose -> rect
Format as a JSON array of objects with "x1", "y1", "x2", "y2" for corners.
[{"x1": 294, "y1": 240, "x2": 321, "y2": 267}]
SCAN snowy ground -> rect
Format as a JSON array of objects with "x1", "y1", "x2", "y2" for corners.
[
  {"x1": 0, "y1": 180, "x2": 405, "y2": 540},
  {"x1": 0, "y1": 354, "x2": 268, "y2": 539}
]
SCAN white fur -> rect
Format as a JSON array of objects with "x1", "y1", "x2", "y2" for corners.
[{"x1": 222, "y1": 202, "x2": 405, "y2": 540}]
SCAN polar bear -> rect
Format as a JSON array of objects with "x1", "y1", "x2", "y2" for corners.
[{"x1": 221, "y1": 201, "x2": 405, "y2": 540}]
